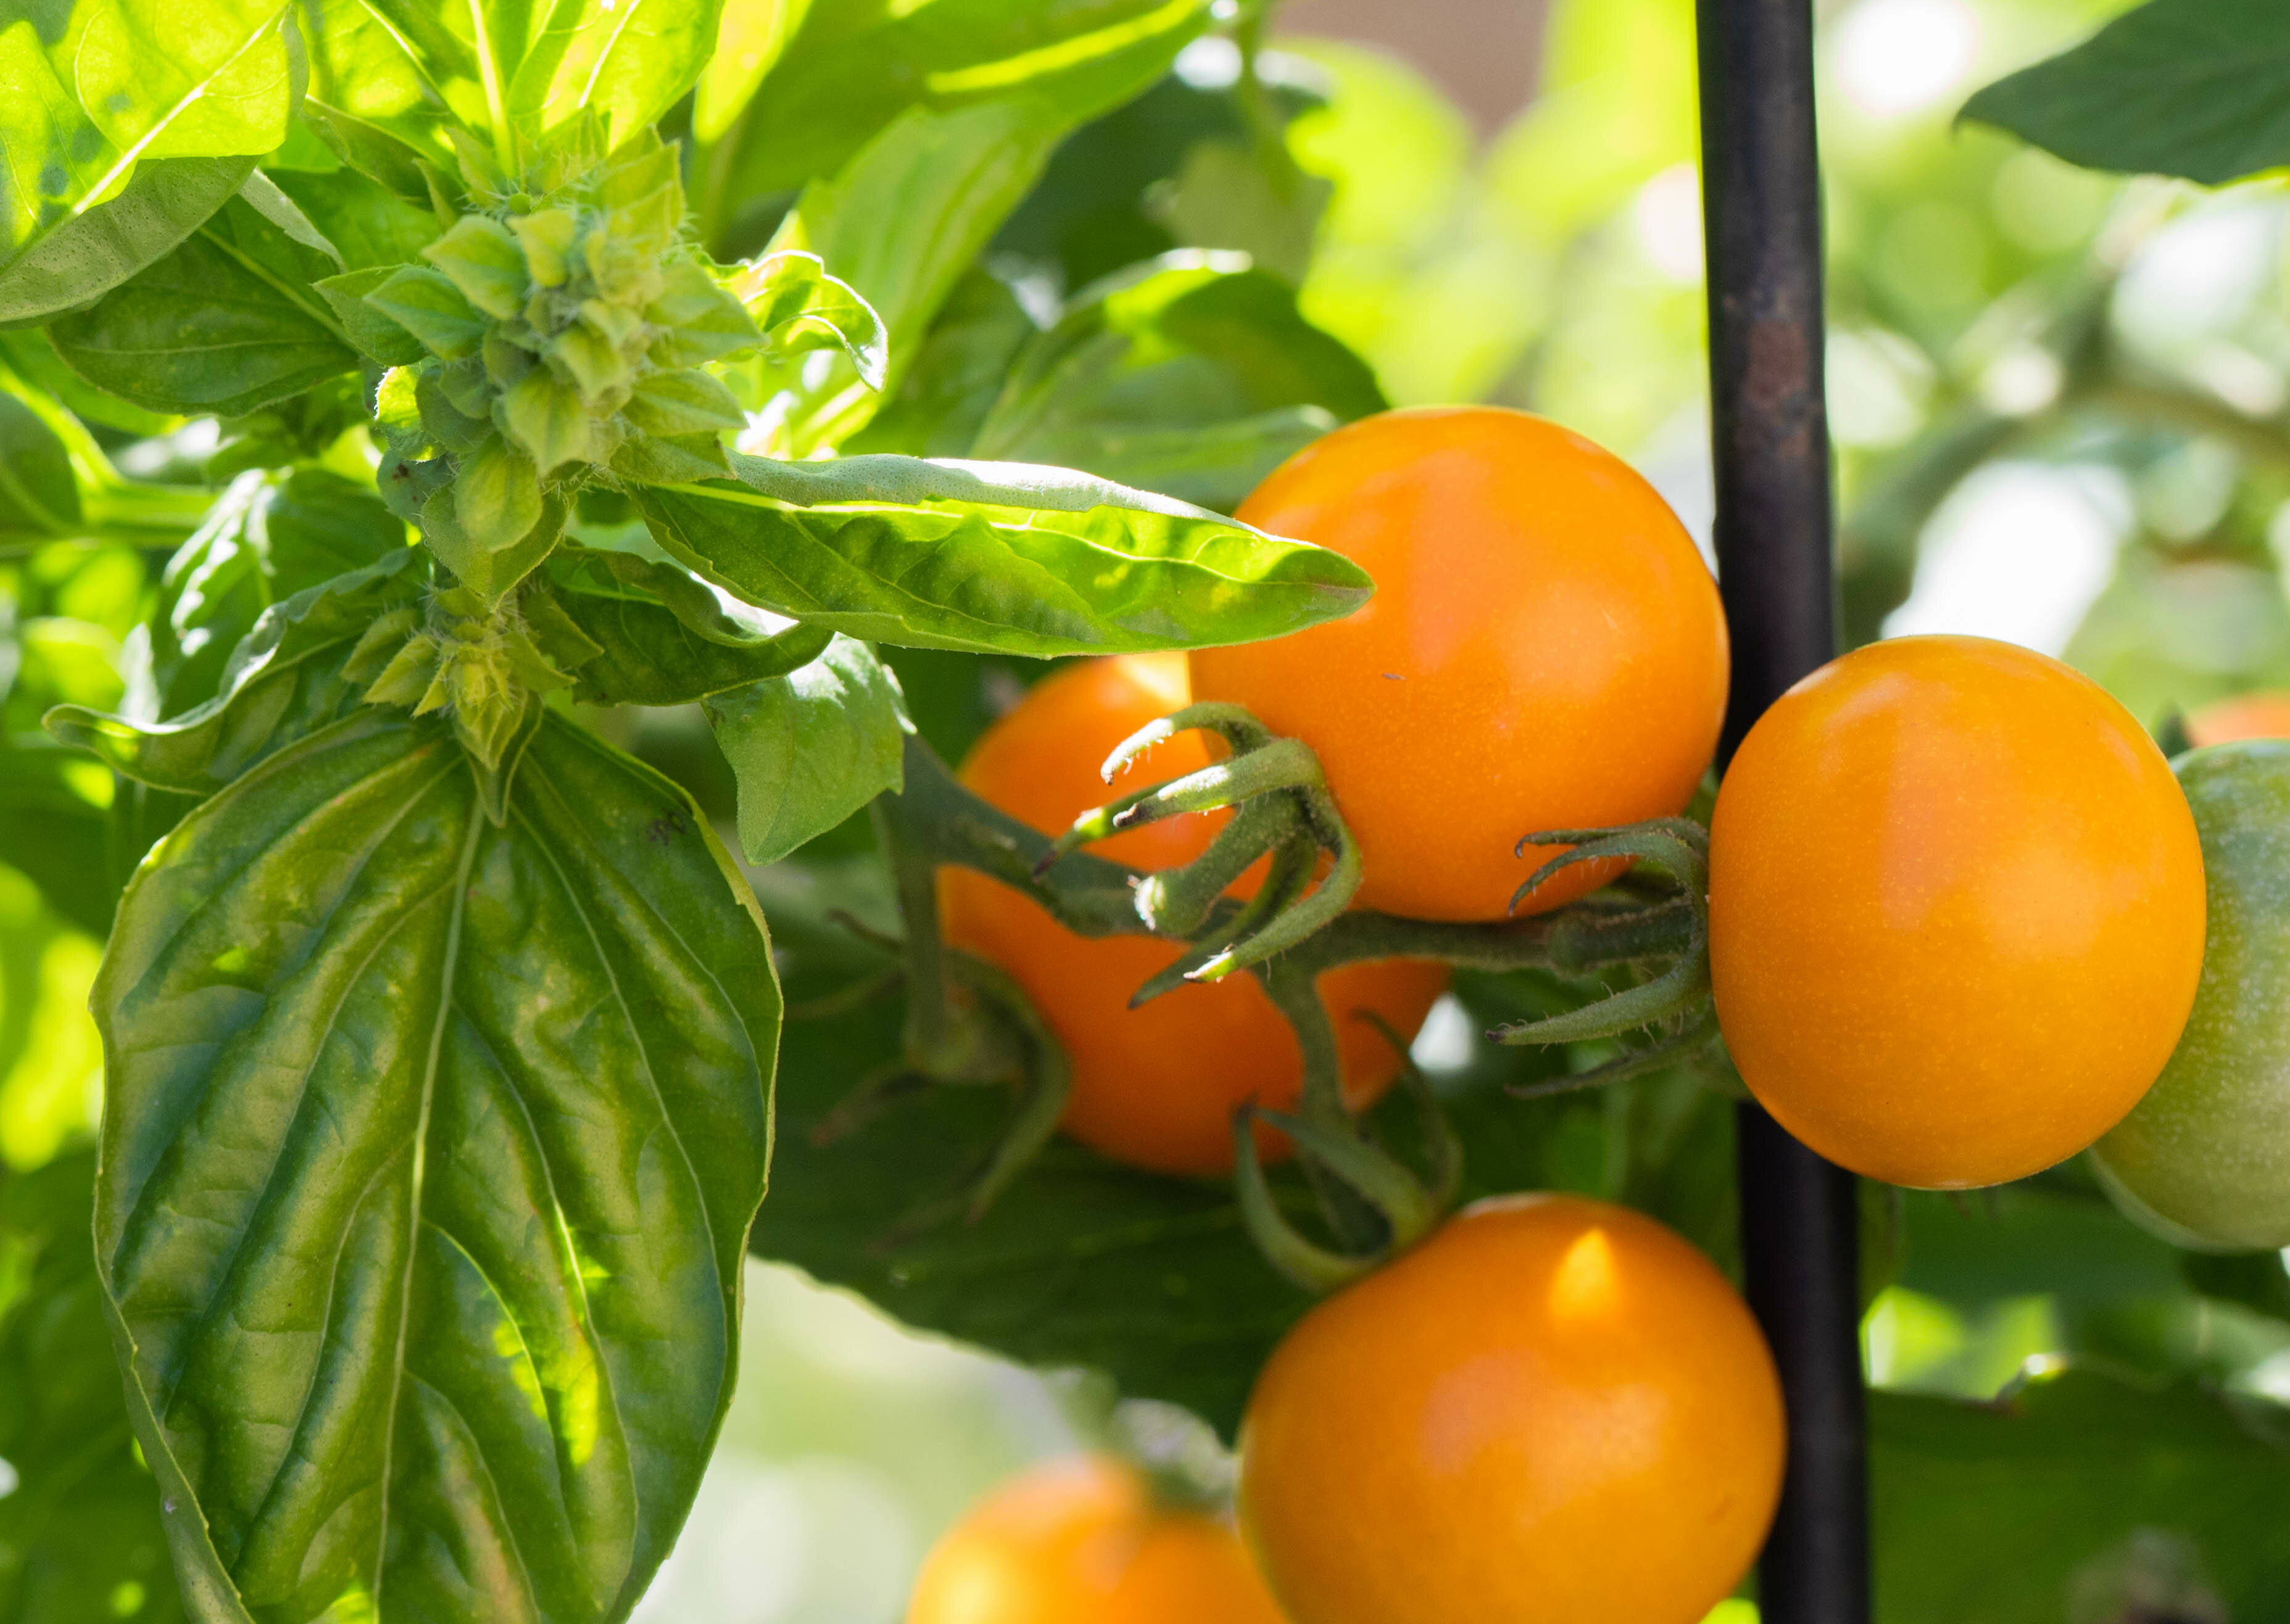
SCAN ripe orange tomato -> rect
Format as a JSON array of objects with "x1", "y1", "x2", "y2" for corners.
[
  {"x1": 1238, "y1": 1195, "x2": 1782, "y2": 1624},
  {"x1": 1709, "y1": 636, "x2": 2206, "y2": 1188},
  {"x1": 2186, "y1": 690, "x2": 2290, "y2": 747},
  {"x1": 1188, "y1": 407, "x2": 1729, "y2": 922},
  {"x1": 939, "y1": 654, "x2": 1449, "y2": 1176},
  {"x1": 908, "y1": 1455, "x2": 1287, "y2": 1624}
]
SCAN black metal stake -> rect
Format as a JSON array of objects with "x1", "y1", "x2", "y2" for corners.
[{"x1": 1695, "y1": 0, "x2": 1873, "y2": 1619}]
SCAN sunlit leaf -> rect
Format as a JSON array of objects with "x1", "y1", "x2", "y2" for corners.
[
  {"x1": 631, "y1": 449, "x2": 1374, "y2": 657},
  {"x1": 93, "y1": 708, "x2": 778, "y2": 1622},
  {"x1": 705, "y1": 634, "x2": 911, "y2": 866}
]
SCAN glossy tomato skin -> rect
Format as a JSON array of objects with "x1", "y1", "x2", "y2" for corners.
[
  {"x1": 1238, "y1": 1195, "x2": 1782, "y2": 1624},
  {"x1": 1189, "y1": 407, "x2": 1729, "y2": 922},
  {"x1": 939, "y1": 654, "x2": 1448, "y2": 1176},
  {"x1": 1709, "y1": 636, "x2": 2206, "y2": 1189},
  {"x1": 907, "y1": 1456, "x2": 1287, "y2": 1624},
  {"x1": 2093, "y1": 742, "x2": 2290, "y2": 1249}
]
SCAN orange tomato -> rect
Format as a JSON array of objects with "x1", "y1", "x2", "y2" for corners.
[
  {"x1": 908, "y1": 1455, "x2": 1287, "y2": 1624},
  {"x1": 2186, "y1": 690, "x2": 2290, "y2": 747},
  {"x1": 1709, "y1": 635, "x2": 2206, "y2": 1188},
  {"x1": 1238, "y1": 1195, "x2": 1782, "y2": 1624},
  {"x1": 1189, "y1": 407, "x2": 1729, "y2": 922},
  {"x1": 939, "y1": 654, "x2": 1449, "y2": 1176}
]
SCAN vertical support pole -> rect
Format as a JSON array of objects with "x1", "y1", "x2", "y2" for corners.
[{"x1": 1695, "y1": 1, "x2": 1872, "y2": 1620}]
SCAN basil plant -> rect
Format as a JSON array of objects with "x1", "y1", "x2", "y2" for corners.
[{"x1": 0, "y1": 0, "x2": 1369, "y2": 1615}]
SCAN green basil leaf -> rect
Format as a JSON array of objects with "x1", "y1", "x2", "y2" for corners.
[
  {"x1": 843, "y1": 268, "x2": 1037, "y2": 459},
  {"x1": 1960, "y1": 0, "x2": 2290, "y2": 186},
  {"x1": 631, "y1": 449, "x2": 1374, "y2": 657},
  {"x1": 706, "y1": 0, "x2": 1211, "y2": 205},
  {"x1": 0, "y1": 156, "x2": 257, "y2": 329},
  {"x1": 0, "y1": 0, "x2": 299, "y2": 324},
  {"x1": 527, "y1": 542, "x2": 834, "y2": 705},
  {"x1": 0, "y1": 1151, "x2": 188, "y2": 1624},
  {"x1": 726, "y1": 248, "x2": 888, "y2": 389},
  {"x1": 507, "y1": 0, "x2": 725, "y2": 154},
  {"x1": 971, "y1": 251, "x2": 1385, "y2": 509},
  {"x1": 288, "y1": 0, "x2": 498, "y2": 197},
  {"x1": 691, "y1": 0, "x2": 811, "y2": 143},
  {"x1": 0, "y1": 392, "x2": 81, "y2": 542},
  {"x1": 0, "y1": 328, "x2": 181, "y2": 437},
  {"x1": 93, "y1": 708, "x2": 778, "y2": 1622},
  {"x1": 141, "y1": 467, "x2": 410, "y2": 720},
  {"x1": 48, "y1": 187, "x2": 359, "y2": 418},
  {"x1": 745, "y1": 96, "x2": 1127, "y2": 455},
  {"x1": 267, "y1": 165, "x2": 444, "y2": 270},
  {"x1": 704, "y1": 634, "x2": 911, "y2": 866},
  {"x1": 312, "y1": 266, "x2": 432, "y2": 366},
  {"x1": 46, "y1": 550, "x2": 423, "y2": 795}
]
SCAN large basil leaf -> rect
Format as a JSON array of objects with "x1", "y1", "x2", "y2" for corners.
[
  {"x1": 1960, "y1": 0, "x2": 2290, "y2": 186},
  {"x1": 93, "y1": 707, "x2": 778, "y2": 1623},
  {"x1": 703, "y1": 0, "x2": 1211, "y2": 205},
  {"x1": 288, "y1": 0, "x2": 463, "y2": 198},
  {"x1": 1873, "y1": 1368, "x2": 2290, "y2": 1620},
  {"x1": 525, "y1": 542, "x2": 833, "y2": 705},
  {"x1": 140, "y1": 467, "x2": 410, "y2": 720},
  {"x1": 703, "y1": 634, "x2": 911, "y2": 866},
  {"x1": 971, "y1": 252, "x2": 1385, "y2": 510},
  {"x1": 46, "y1": 550, "x2": 423, "y2": 797},
  {"x1": 0, "y1": 0, "x2": 296, "y2": 323},
  {"x1": 0, "y1": 1153, "x2": 188, "y2": 1624},
  {"x1": 507, "y1": 0, "x2": 724, "y2": 154},
  {"x1": 49, "y1": 183, "x2": 359, "y2": 418},
  {"x1": 691, "y1": 0, "x2": 811, "y2": 143},
  {"x1": 631, "y1": 450, "x2": 1373, "y2": 656}
]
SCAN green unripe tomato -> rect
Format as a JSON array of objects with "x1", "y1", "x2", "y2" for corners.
[{"x1": 2094, "y1": 740, "x2": 2290, "y2": 1250}]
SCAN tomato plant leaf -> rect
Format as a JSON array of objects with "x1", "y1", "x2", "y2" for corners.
[
  {"x1": 631, "y1": 451, "x2": 1374, "y2": 657},
  {"x1": 704, "y1": 634, "x2": 911, "y2": 866},
  {"x1": 46, "y1": 550, "x2": 424, "y2": 797},
  {"x1": 48, "y1": 186, "x2": 360, "y2": 418},
  {"x1": 970, "y1": 251, "x2": 1385, "y2": 509},
  {"x1": 752, "y1": 855, "x2": 1739, "y2": 1438},
  {"x1": 1959, "y1": 0, "x2": 2290, "y2": 186},
  {"x1": 0, "y1": 1152, "x2": 189, "y2": 1624},
  {"x1": 525, "y1": 542, "x2": 834, "y2": 706},
  {"x1": 91, "y1": 706, "x2": 778, "y2": 1623},
  {"x1": 0, "y1": 0, "x2": 299, "y2": 324},
  {"x1": 1873, "y1": 1367, "x2": 2290, "y2": 1620}
]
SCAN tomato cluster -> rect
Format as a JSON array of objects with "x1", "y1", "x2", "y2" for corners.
[{"x1": 925, "y1": 406, "x2": 2247, "y2": 1623}]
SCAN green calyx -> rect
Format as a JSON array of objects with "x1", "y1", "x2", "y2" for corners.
[
  {"x1": 355, "y1": 128, "x2": 763, "y2": 600},
  {"x1": 356, "y1": 584, "x2": 575, "y2": 814}
]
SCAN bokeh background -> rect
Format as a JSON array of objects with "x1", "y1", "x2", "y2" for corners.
[{"x1": 11, "y1": 0, "x2": 2290, "y2": 1617}]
